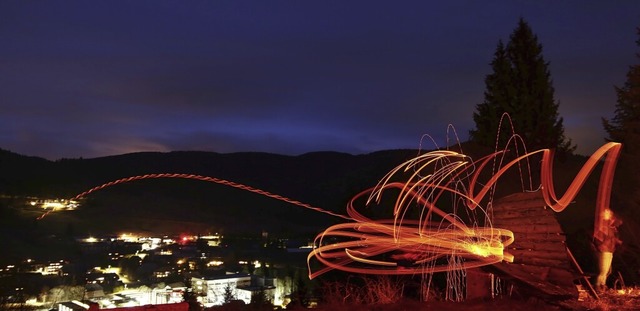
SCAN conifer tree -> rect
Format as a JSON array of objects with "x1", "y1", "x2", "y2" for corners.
[
  {"x1": 471, "y1": 18, "x2": 575, "y2": 154},
  {"x1": 603, "y1": 28, "x2": 640, "y2": 155},
  {"x1": 249, "y1": 287, "x2": 271, "y2": 310},
  {"x1": 602, "y1": 27, "x2": 640, "y2": 213},
  {"x1": 222, "y1": 283, "x2": 235, "y2": 304},
  {"x1": 471, "y1": 40, "x2": 512, "y2": 147}
]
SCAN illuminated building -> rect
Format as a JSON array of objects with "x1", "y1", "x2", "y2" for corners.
[
  {"x1": 58, "y1": 300, "x2": 187, "y2": 311},
  {"x1": 191, "y1": 273, "x2": 279, "y2": 307},
  {"x1": 192, "y1": 273, "x2": 251, "y2": 307}
]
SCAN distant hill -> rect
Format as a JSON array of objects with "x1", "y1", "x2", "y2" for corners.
[{"x1": 0, "y1": 147, "x2": 422, "y2": 235}]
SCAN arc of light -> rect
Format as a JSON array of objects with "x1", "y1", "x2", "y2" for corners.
[
  {"x1": 307, "y1": 223, "x2": 513, "y2": 278},
  {"x1": 367, "y1": 151, "x2": 466, "y2": 204},
  {"x1": 464, "y1": 150, "x2": 543, "y2": 210},
  {"x1": 366, "y1": 151, "x2": 494, "y2": 238},
  {"x1": 462, "y1": 142, "x2": 622, "y2": 243},
  {"x1": 465, "y1": 143, "x2": 622, "y2": 217},
  {"x1": 310, "y1": 187, "x2": 515, "y2": 279},
  {"x1": 538, "y1": 142, "x2": 622, "y2": 239},
  {"x1": 39, "y1": 173, "x2": 352, "y2": 221},
  {"x1": 347, "y1": 183, "x2": 478, "y2": 238},
  {"x1": 391, "y1": 160, "x2": 466, "y2": 233},
  {"x1": 363, "y1": 151, "x2": 479, "y2": 239}
]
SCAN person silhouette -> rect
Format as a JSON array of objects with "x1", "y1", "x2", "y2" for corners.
[{"x1": 593, "y1": 208, "x2": 623, "y2": 292}]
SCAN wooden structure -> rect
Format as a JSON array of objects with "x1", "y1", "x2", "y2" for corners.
[{"x1": 484, "y1": 191, "x2": 581, "y2": 300}]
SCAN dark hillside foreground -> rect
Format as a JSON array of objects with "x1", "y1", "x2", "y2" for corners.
[
  {"x1": 310, "y1": 298, "x2": 564, "y2": 311},
  {"x1": 338, "y1": 289, "x2": 640, "y2": 311},
  {"x1": 206, "y1": 289, "x2": 640, "y2": 310}
]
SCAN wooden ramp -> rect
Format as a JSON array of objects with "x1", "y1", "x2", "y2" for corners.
[{"x1": 488, "y1": 191, "x2": 579, "y2": 300}]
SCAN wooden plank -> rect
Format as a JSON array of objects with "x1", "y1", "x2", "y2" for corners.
[
  {"x1": 506, "y1": 248, "x2": 567, "y2": 256},
  {"x1": 493, "y1": 191, "x2": 544, "y2": 203},
  {"x1": 507, "y1": 241, "x2": 566, "y2": 252},
  {"x1": 494, "y1": 203, "x2": 547, "y2": 211},
  {"x1": 511, "y1": 257, "x2": 572, "y2": 269},
  {"x1": 493, "y1": 203, "x2": 547, "y2": 211},
  {"x1": 499, "y1": 222, "x2": 563, "y2": 231},
  {"x1": 486, "y1": 190, "x2": 578, "y2": 300},
  {"x1": 498, "y1": 264, "x2": 551, "y2": 280},
  {"x1": 507, "y1": 223, "x2": 564, "y2": 234},
  {"x1": 509, "y1": 248, "x2": 569, "y2": 259},
  {"x1": 493, "y1": 220, "x2": 559, "y2": 227},
  {"x1": 493, "y1": 209, "x2": 558, "y2": 218},
  {"x1": 493, "y1": 194, "x2": 546, "y2": 206},
  {"x1": 510, "y1": 231, "x2": 565, "y2": 240},
  {"x1": 492, "y1": 215, "x2": 559, "y2": 225},
  {"x1": 511, "y1": 232, "x2": 565, "y2": 239},
  {"x1": 509, "y1": 249, "x2": 571, "y2": 262}
]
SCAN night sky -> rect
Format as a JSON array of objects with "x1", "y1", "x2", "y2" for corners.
[{"x1": 1, "y1": 1, "x2": 639, "y2": 160}]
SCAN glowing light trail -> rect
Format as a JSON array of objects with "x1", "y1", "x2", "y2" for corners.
[
  {"x1": 44, "y1": 142, "x2": 621, "y2": 282},
  {"x1": 306, "y1": 142, "x2": 622, "y2": 279},
  {"x1": 37, "y1": 173, "x2": 352, "y2": 221}
]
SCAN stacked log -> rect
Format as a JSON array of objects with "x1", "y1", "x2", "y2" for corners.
[{"x1": 487, "y1": 190, "x2": 579, "y2": 300}]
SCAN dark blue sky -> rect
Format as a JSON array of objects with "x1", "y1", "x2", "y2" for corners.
[{"x1": 1, "y1": 1, "x2": 639, "y2": 160}]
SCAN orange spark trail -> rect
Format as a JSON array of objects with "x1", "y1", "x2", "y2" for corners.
[
  {"x1": 37, "y1": 173, "x2": 352, "y2": 221},
  {"x1": 306, "y1": 142, "x2": 622, "y2": 279}
]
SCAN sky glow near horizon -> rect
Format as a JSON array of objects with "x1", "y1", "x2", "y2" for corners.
[{"x1": 1, "y1": 1, "x2": 639, "y2": 160}]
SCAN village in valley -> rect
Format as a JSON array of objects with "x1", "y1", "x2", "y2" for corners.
[{"x1": 2, "y1": 199, "x2": 316, "y2": 310}]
